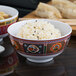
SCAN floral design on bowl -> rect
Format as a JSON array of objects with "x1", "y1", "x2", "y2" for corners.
[
  {"x1": 47, "y1": 40, "x2": 65, "y2": 54},
  {"x1": 23, "y1": 43, "x2": 44, "y2": 55},
  {"x1": 27, "y1": 45, "x2": 39, "y2": 53}
]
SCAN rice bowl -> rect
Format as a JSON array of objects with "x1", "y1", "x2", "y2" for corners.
[{"x1": 7, "y1": 19, "x2": 72, "y2": 63}]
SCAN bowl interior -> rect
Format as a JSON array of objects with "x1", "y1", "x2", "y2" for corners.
[
  {"x1": 0, "y1": 5, "x2": 18, "y2": 22},
  {"x1": 8, "y1": 19, "x2": 72, "y2": 40}
]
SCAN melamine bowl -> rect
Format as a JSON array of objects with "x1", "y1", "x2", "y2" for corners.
[
  {"x1": 0, "y1": 5, "x2": 18, "y2": 41},
  {"x1": 7, "y1": 19, "x2": 72, "y2": 63}
]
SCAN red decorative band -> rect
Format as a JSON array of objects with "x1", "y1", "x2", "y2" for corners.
[{"x1": 0, "y1": 22, "x2": 16, "y2": 35}]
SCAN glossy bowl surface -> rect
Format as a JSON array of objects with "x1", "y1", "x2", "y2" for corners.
[
  {"x1": 0, "y1": 5, "x2": 18, "y2": 38},
  {"x1": 8, "y1": 19, "x2": 72, "y2": 63}
]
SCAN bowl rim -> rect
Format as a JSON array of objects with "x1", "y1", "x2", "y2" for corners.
[
  {"x1": 7, "y1": 19, "x2": 72, "y2": 41},
  {"x1": 0, "y1": 5, "x2": 19, "y2": 22}
]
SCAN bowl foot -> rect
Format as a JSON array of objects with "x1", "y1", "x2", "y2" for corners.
[{"x1": 27, "y1": 58, "x2": 53, "y2": 63}]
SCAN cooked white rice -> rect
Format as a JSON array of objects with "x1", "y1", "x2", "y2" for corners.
[{"x1": 17, "y1": 20, "x2": 61, "y2": 40}]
